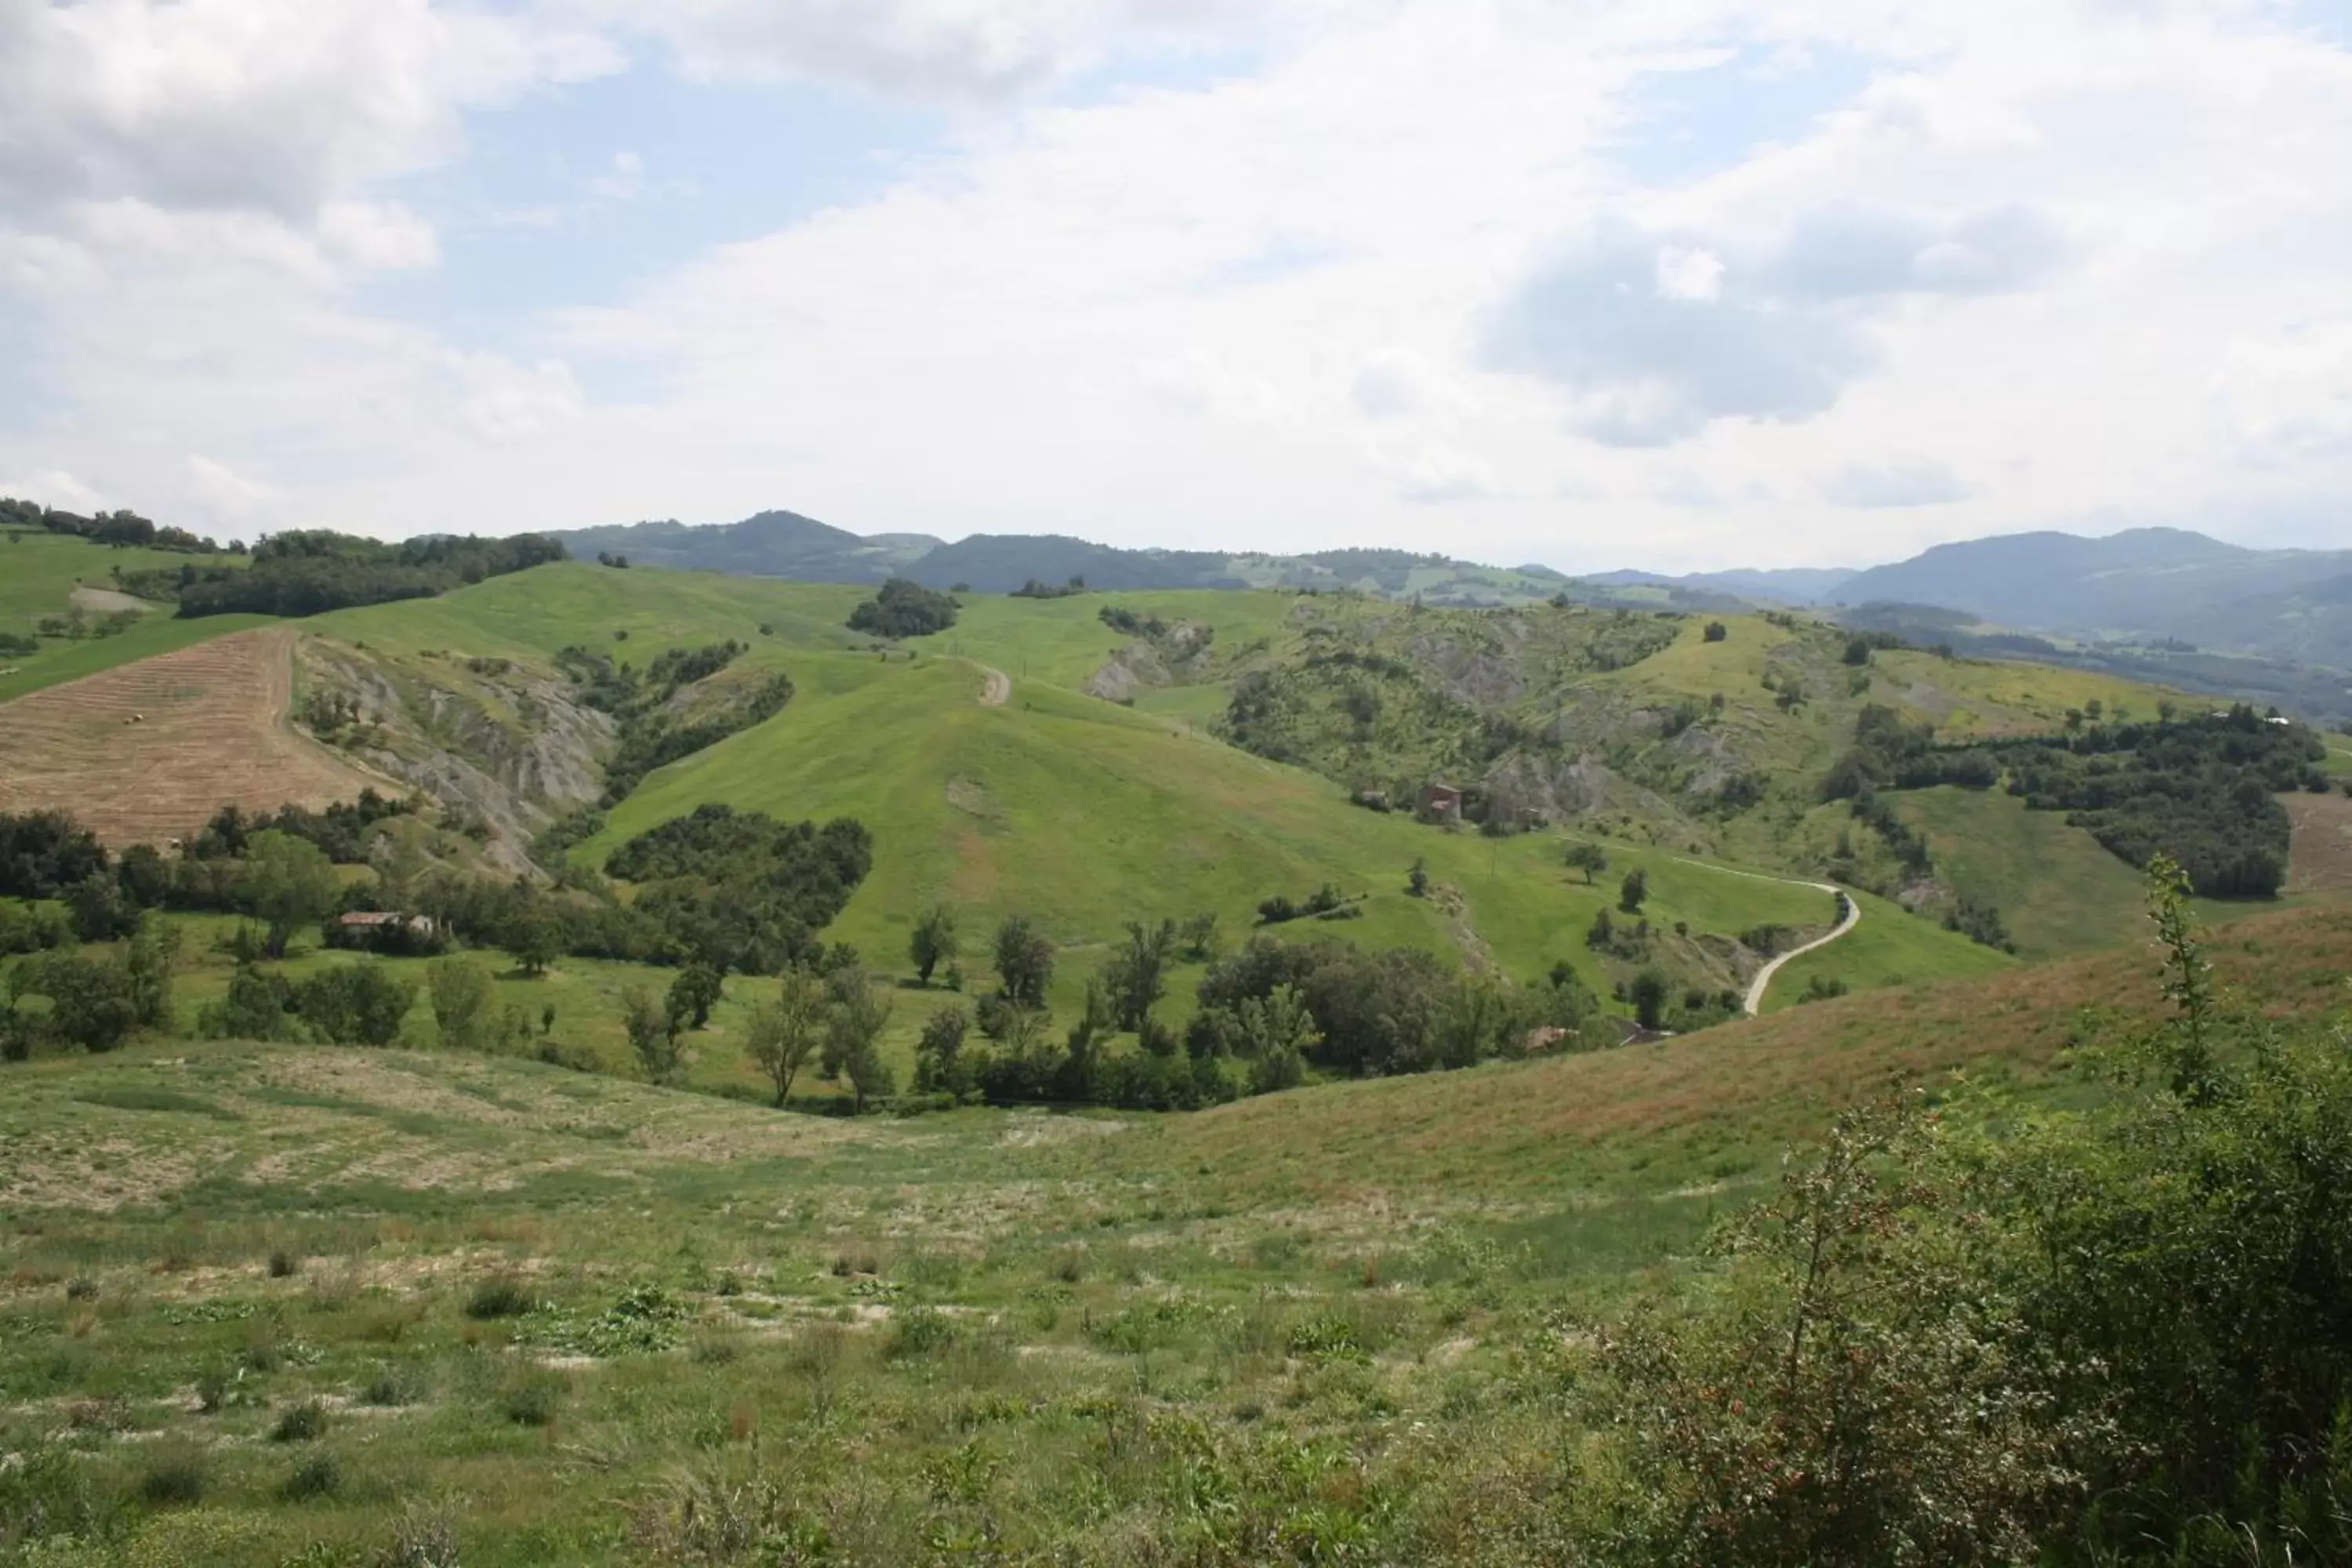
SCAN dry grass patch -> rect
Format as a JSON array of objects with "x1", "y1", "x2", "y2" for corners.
[
  {"x1": 0, "y1": 627, "x2": 385, "y2": 846},
  {"x1": 2285, "y1": 790, "x2": 2352, "y2": 895}
]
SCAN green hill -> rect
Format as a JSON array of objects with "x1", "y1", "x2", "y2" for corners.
[
  {"x1": 297, "y1": 564, "x2": 2011, "y2": 1019},
  {"x1": 0, "y1": 532, "x2": 268, "y2": 703}
]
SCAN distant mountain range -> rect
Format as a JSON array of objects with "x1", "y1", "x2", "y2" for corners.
[
  {"x1": 551, "y1": 514, "x2": 2352, "y2": 689},
  {"x1": 553, "y1": 512, "x2": 1747, "y2": 611}
]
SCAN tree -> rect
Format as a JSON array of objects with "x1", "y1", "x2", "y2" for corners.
[
  {"x1": 67, "y1": 872, "x2": 141, "y2": 942},
  {"x1": 0, "y1": 808, "x2": 107, "y2": 899},
  {"x1": 846, "y1": 579, "x2": 960, "y2": 638},
  {"x1": 992, "y1": 915, "x2": 1054, "y2": 1007},
  {"x1": 745, "y1": 970, "x2": 826, "y2": 1107},
  {"x1": 1178, "y1": 912, "x2": 1222, "y2": 962},
  {"x1": 1629, "y1": 967, "x2": 1669, "y2": 1031},
  {"x1": 1703, "y1": 621, "x2": 1729, "y2": 643},
  {"x1": 1619, "y1": 867, "x2": 1649, "y2": 914},
  {"x1": 508, "y1": 909, "x2": 562, "y2": 978},
  {"x1": 116, "y1": 842, "x2": 171, "y2": 909},
  {"x1": 913, "y1": 1007, "x2": 971, "y2": 1097},
  {"x1": 244, "y1": 830, "x2": 338, "y2": 960},
  {"x1": 1406, "y1": 858, "x2": 1429, "y2": 898},
  {"x1": 17, "y1": 951, "x2": 138, "y2": 1051},
  {"x1": 199, "y1": 964, "x2": 296, "y2": 1042},
  {"x1": 1585, "y1": 906, "x2": 1615, "y2": 951},
  {"x1": 822, "y1": 966, "x2": 895, "y2": 1113},
  {"x1": 909, "y1": 905, "x2": 959, "y2": 986},
  {"x1": 1104, "y1": 919, "x2": 1176, "y2": 1031},
  {"x1": 426, "y1": 956, "x2": 495, "y2": 1051},
  {"x1": 1842, "y1": 634, "x2": 1875, "y2": 666},
  {"x1": 623, "y1": 985, "x2": 684, "y2": 1085},
  {"x1": 1238, "y1": 984, "x2": 1319, "y2": 1094},
  {"x1": 296, "y1": 963, "x2": 417, "y2": 1047},
  {"x1": 666, "y1": 963, "x2": 725, "y2": 1031},
  {"x1": 1566, "y1": 842, "x2": 1609, "y2": 884}
]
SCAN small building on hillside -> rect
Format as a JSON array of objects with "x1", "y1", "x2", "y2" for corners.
[
  {"x1": 1417, "y1": 783, "x2": 1464, "y2": 825},
  {"x1": 328, "y1": 911, "x2": 444, "y2": 956}
]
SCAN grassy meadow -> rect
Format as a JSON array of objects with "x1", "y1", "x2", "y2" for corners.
[
  {"x1": 5, "y1": 903, "x2": 2347, "y2": 1566},
  {"x1": 0, "y1": 533, "x2": 269, "y2": 706}
]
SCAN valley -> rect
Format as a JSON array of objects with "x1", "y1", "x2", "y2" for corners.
[{"x1": 2, "y1": 532, "x2": 2347, "y2": 1566}]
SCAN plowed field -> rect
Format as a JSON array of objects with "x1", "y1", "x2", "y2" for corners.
[{"x1": 0, "y1": 627, "x2": 384, "y2": 845}]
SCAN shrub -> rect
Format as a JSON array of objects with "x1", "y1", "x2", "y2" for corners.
[
  {"x1": 465, "y1": 1275, "x2": 537, "y2": 1319},
  {"x1": 270, "y1": 1399, "x2": 328, "y2": 1442},
  {"x1": 499, "y1": 1370, "x2": 565, "y2": 1428},
  {"x1": 136, "y1": 1443, "x2": 211, "y2": 1506},
  {"x1": 278, "y1": 1451, "x2": 342, "y2": 1501}
]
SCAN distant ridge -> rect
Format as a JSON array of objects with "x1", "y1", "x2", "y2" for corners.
[
  {"x1": 1586, "y1": 565, "x2": 1859, "y2": 605},
  {"x1": 546, "y1": 513, "x2": 1744, "y2": 609},
  {"x1": 546, "y1": 512, "x2": 2352, "y2": 679}
]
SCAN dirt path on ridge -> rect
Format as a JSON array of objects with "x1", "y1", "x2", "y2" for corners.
[{"x1": 1671, "y1": 858, "x2": 1863, "y2": 1015}]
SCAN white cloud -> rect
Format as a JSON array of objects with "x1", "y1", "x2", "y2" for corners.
[
  {"x1": 0, "y1": 468, "x2": 107, "y2": 515},
  {"x1": 590, "y1": 151, "x2": 647, "y2": 203},
  {"x1": 1653, "y1": 245, "x2": 1724, "y2": 302},
  {"x1": 7, "y1": 0, "x2": 2352, "y2": 574},
  {"x1": 0, "y1": 0, "x2": 616, "y2": 223},
  {"x1": 318, "y1": 201, "x2": 440, "y2": 272},
  {"x1": 186, "y1": 454, "x2": 281, "y2": 534},
  {"x1": 1373, "y1": 438, "x2": 1500, "y2": 504},
  {"x1": 450, "y1": 357, "x2": 589, "y2": 445},
  {"x1": 1821, "y1": 460, "x2": 1970, "y2": 508},
  {"x1": 1138, "y1": 349, "x2": 1291, "y2": 423},
  {"x1": 574, "y1": 0, "x2": 1324, "y2": 101},
  {"x1": 2209, "y1": 319, "x2": 2352, "y2": 462}
]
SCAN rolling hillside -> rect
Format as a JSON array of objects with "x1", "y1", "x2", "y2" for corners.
[
  {"x1": 0, "y1": 554, "x2": 2262, "y2": 1029},
  {"x1": 1, "y1": 902, "x2": 2342, "y2": 1564},
  {"x1": 0, "y1": 531, "x2": 269, "y2": 703},
  {"x1": 306, "y1": 567, "x2": 1901, "y2": 1014}
]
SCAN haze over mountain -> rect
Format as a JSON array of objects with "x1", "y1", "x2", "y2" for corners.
[{"x1": 556, "y1": 511, "x2": 2352, "y2": 679}]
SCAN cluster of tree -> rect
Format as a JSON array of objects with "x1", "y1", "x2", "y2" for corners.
[
  {"x1": 1010, "y1": 576, "x2": 1088, "y2": 599},
  {"x1": 555, "y1": 642, "x2": 795, "y2": 804},
  {"x1": 4, "y1": 604, "x2": 144, "y2": 652},
  {"x1": 191, "y1": 956, "x2": 441, "y2": 1047},
  {"x1": 1584, "y1": 862, "x2": 2352, "y2": 1565},
  {"x1": 732, "y1": 962, "x2": 897, "y2": 1111},
  {"x1": 0, "y1": 808, "x2": 397, "y2": 960},
  {"x1": 604, "y1": 805, "x2": 873, "y2": 975},
  {"x1": 1940, "y1": 892, "x2": 2014, "y2": 952},
  {"x1": 1255, "y1": 884, "x2": 1355, "y2": 925},
  {"x1": 0, "y1": 810, "x2": 109, "y2": 900},
  {"x1": 1192, "y1": 935, "x2": 1591, "y2": 1080},
  {"x1": 2, "y1": 495, "x2": 225, "y2": 553},
  {"x1": 1822, "y1": 705, "x2": 2001, "y2": 802},
  {"x1": 848, "y1": 579, "x2": 960, "y2": 637},
  {"x1": 187, "y1": 793, "x2": 416, "y2": 866},
  {"x1": 1994, "y1": 706, "x2": 2320, "y2": 897},
  {"x1": 1097, "y1": 604, "x2": 1169, "y2": 638},
  {"x1": 152, "y1": 530, "x2": 566, "y2": 618},
  {"x1": 2, "y1": 925, "x2": 180, "y2": 1057}
]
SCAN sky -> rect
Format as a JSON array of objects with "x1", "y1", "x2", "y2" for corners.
[{"x1": 2, "y1": 0, "x2": 2350, "y2": 574}]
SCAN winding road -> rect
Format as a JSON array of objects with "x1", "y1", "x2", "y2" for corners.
[{"x1": 1672, "y1": 858, "x2": 1863, "y2": 1015}]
